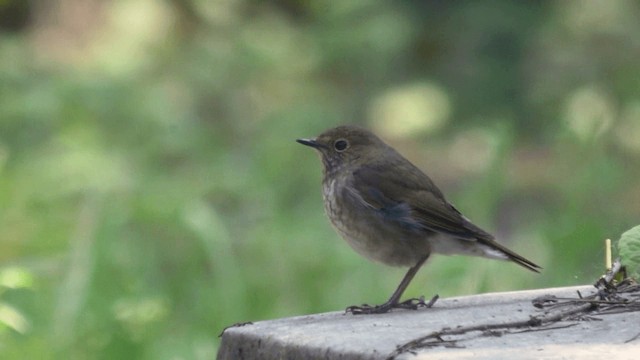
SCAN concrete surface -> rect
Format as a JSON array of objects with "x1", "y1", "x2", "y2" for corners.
[{"x1": 217, "y1": 285, "x2": 640, "y2": 360}]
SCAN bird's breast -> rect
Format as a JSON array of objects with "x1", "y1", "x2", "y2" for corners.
[{"x1": 321, "y1": 174, "x2": 431, "y2": 267}]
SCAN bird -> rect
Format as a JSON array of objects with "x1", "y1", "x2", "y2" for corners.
[{"x1": 297, "y1": 125, "x2": 541, "y2": 314}]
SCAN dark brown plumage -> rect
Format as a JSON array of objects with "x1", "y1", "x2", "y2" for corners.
[{"x1": 298, "y1": 125, "x2": 540, "y2": 314}]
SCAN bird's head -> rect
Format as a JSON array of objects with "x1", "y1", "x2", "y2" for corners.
[{"x1": 297, "y1": 125, "x2": 387, "y2": 174}]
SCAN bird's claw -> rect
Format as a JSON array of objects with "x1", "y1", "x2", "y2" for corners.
[
  {"x1": 345, "y1": 303, "x2": 387, "y2": 315},
  {"x1": 397, "y1": 294, "x2": 439, "y2": 310},
  {"x1": 345, "y1": 294, "x2": 439, "y2": 315}
]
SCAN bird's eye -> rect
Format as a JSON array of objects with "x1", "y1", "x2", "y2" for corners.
[{"x1": 334, "y1": 139, "x2": 349, "y2": 152}]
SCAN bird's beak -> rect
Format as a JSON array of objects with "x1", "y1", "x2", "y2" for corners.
[{"x1": 296, "y1": 138, "x2": 327, "y2": 149}]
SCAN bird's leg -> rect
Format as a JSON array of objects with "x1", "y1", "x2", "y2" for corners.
[{"x1": 346, "y1": 254, "x2": 437, "y2": 315}]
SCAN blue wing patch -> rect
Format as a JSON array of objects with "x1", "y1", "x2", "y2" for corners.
[{"x1": 365, "y1": 187, "x2": 425, "y2": 232}]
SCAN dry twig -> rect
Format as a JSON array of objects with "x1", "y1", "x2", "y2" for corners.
[{"x1": 387, "y1": 259, "x2": 639, "y2": 360}]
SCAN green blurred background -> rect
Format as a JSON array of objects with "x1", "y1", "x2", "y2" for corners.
[{"x1": 1, "y1": 0, "x2": 639, "y2": 358}]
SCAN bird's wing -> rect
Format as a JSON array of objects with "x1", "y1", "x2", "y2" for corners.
[
  {"x1": 349, "y1": 163, "x2": 541, "y2": 272},
  {"x1": 349, "y1": 163, "x2": 484, "y2": 240}
]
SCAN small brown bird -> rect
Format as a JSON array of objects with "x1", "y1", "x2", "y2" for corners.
[{"x1": 297, "y1": 125, "x2": 540, "y2": 314}]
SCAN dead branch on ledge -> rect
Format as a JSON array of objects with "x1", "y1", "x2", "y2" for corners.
[{"x1": 387, "y1": 259, "x2": 639, "y2": 360}]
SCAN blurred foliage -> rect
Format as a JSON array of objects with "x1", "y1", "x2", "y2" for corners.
[
  {"x1": 1, "y1": 0, "x2": 640, "y2": 358},
  {"x1": 617, "y1": 225, "x2": 640, "y2": 280}
]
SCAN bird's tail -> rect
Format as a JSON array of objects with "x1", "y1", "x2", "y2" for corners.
[{"x1": 480, "y1": 238, "x2": 541, "y2": 273}]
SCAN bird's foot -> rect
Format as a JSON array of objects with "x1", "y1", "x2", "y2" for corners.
[
  {"x1": 396, "y1": 294, "x2": 439, "y2": 310},
  {"x1": 345, "y1": 303, "x2": 392, "y2": 315},
  {"x1": 345, "y1": 294, "x2": 439, "y2": 315}
]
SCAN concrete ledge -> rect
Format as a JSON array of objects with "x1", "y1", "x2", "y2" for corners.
[{"x1": 217, "y1": 285, "x2": 640, "y2": 360}]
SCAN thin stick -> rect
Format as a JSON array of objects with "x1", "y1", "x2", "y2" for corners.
[{"x1": 605, "y1": 238, "x2": 612, "y2": 271}]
